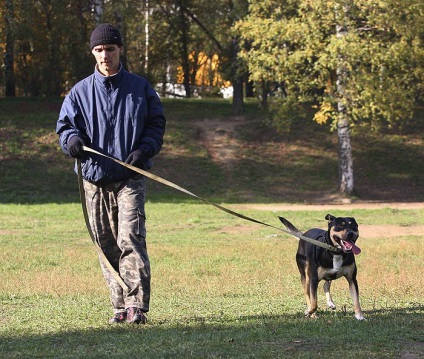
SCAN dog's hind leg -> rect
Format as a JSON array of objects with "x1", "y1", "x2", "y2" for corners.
[
  {"x1": 297, "y1": 254, "x2": 313, "y2": 317},
  {"x1": 303, "y1": 267, "x2": 319, "y2": 317},
  {"x1": 307, "y1": 278, "x2": 319, "y2": 317},
  {"x1": 323, "y1": 280, "x2": 336, "y2": 310},
  {"x1": 301, "y1": 275, "x2": 312, "y2": 315}
]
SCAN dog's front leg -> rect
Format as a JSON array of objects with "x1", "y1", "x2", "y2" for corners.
[
  {"x1": 347, "y1": 277, "x2": 365, "y2": 320},
  {"x1": 323, "y1": 280, "x2": 336, "y2": 310}
]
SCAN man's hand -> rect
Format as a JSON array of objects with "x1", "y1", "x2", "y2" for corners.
[
  {"x1": 67, "y1": 136, "x2": 85, "y2": 158},
  {"x1": 125, "y1": 149, "x2": 149, "y2": 169}
]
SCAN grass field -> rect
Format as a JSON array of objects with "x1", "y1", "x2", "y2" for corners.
[{"x1": 0, "y1": 98, "x2": 423, "y2": 358}]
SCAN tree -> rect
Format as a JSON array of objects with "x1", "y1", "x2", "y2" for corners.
[
  {"x1": 0, "y1": 0, "x2": 252, "y2": 104},
  {"x1": 91, "y1": 0, "x2": 104, "y2": 24},
  {"x1": 3, "y1": 0, "x2": 94, "y2": 96},
  {"x1": 3, "y1": 0, "x2": 16, "y2": 97},
  {"x1": 236, "y1": 0, "x2": 424, "y2": 196},
  {"x1": 153, "y1": 0, "x2": 249, "y2": 104},
  {"x1": 225, "y1": 0, "x2": 249, "y2": 115}
]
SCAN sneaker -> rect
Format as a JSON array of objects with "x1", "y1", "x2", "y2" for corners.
[
  {"x1": 109, "y1": 311, "x2": 127, "y2": 324},
  {"x1": 126, "y1": 307, "x2": 147, "y2": 324}
]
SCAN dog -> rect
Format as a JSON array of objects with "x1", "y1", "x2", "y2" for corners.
[{"x1": 280, "y1": 214, "x2": 364, "y2": 320}]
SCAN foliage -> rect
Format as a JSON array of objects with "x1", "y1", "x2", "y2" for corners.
[
  {"x1": 236, "y1": 0, "x2": 424, "y2": 129},
  {"x1": 0, "y1": 0, "x2": 249, "y2": 98},
  {"x1": 266, "y1": 95, "x2": 305, "y2": 136},
  {"x1": 236, "y1": 0, "x2": 423, "y2": 195},
  {"x1": 0, "y1": 0, "x2": 95, "y2": 96}
]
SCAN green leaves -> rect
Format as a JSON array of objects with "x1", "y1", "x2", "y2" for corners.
[{"x1": 237, "y1": 0, "x2": 423, "y2": 128}]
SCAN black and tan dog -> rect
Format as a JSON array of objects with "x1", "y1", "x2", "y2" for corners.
[{"x1": 280, "y1": 214, "x2": 364, "y2": 320}]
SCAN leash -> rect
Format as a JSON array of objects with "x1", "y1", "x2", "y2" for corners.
[
  {"x1": 77, "y1": 159, "x2": 131, "y2": 291},
  {"x1": 79, "y1": 146, "x2": 339, "y2": 253}
]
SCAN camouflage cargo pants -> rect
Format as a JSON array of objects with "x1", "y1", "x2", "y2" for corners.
[{"x1": 83, "y1": 175, "x2": 150, "y2": 314}]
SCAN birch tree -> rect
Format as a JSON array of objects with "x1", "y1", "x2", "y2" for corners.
[
  {"x1": 335, "y1": 2, "x2": 354, "y2": 194},
  {"x1": 91, "y1": 0, "x2": 104, "y2": 24},
  {"x1": 236, "y1": 0, "x2": 424, "y2": 196}
]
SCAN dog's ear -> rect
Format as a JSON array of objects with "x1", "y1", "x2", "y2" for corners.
[{"x1": 325, "y1": 214, "x2": 335, "y2": 221}]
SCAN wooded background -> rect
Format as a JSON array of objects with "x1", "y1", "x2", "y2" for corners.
[
  {"x1": 1, "y1": 0, "x2": 423, "y2": 195},
  {"x1": 1, "y1": 0, "x2": 249, "y2": 103}
]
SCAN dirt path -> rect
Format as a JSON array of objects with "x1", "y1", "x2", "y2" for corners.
[
  {"x1": 238, "y1": 202, "x2": 424, "y2": 211},
  {"x1": 221, "y1": 203, "x2": 424, "y2": 238},
  {"x1": 194, "y1": 118, "x2": 424, "y2": 238},
  {"x1": 194, "y1": 116, "x2": 245, "y2": 174}
]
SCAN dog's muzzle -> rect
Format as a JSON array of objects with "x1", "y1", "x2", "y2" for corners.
[{"x1": 332, "y1": 233, "x2": 361, "y2": 255}]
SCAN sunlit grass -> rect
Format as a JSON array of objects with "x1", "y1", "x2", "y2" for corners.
[
  {"x1": 1, "y1": 205, "x2": 423, "y2": 358},
  {"x1": 1, "y1": 98, "x2": 423, "y2": 357}
]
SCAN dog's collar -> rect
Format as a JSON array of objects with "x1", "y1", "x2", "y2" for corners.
[{"x1": 324, "y1": 232, "x2": 342, "y2": 254}]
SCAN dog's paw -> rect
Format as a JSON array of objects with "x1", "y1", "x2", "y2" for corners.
[
  {"x1": 355, "y1": 313, "x2": 366, "y2": 321},
  {"x1": 326, "y1": 301, "x2": 336, "y2": 310},
  {"x1": 304, "y1": 310, "x2": 318, "y2": 319}
]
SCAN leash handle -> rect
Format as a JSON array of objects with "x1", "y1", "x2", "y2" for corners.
[{"x1": 80, "y1": 146, "x2": 340, "y2": 252}]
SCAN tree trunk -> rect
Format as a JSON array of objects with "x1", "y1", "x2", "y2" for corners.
[
  {"x1": 336, "y1": 5, "x2": 354, "y2": 196},
  {"x1": 260, "y1": 80, "x2": 269, "y2": 108},
  {"x1": 178, "y1": 0, "x2": 191, "y2": 97},
  {"x1": 91, "y1": 0, "x2": 104, "y2": 24},
  {"x1": 45, "y1": 5, "x2": 61, "y2": 96},
  {"x1": 245, "y1": 77, "x2": 254, "y2": 97},
  {"x1": 4, "y1": 0, "x2": 16, "y2": 97},
  {"x1": 337, "y1": 110, "x2": 354, "y2": 195},
  {"x1": 230, "y1": 37, "x2": 244, "y2": 114},
  {"x1": 114, "y1": 11, "x2": 128, "y2": 71},
  {"x1": 144, "y1": 0, "x2": 149, "y2": 74},
  {"x1": 232, "y1": 76, "x2": 244, "y2": 115}
]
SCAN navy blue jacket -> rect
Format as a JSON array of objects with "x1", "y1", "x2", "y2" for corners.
[{"x1": 56, "y1": 65, "x2": 166, "y2": 184}]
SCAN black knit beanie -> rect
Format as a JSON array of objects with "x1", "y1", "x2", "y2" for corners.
[{"x1": 90, "y1": 23, "x2": 123, "y2": 49}]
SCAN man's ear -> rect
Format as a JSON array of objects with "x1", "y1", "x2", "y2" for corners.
[{"x1": 119, "y1": 46, "x2": 124, "y2": 55}]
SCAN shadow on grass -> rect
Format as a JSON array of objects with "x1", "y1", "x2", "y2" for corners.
[
  {"x1": 0, "y1": 308, "x2": 422, "y2": 358},
  {"x1": 1, "y1": 98, "x2": 423, "y2": 205},
  {"x1": 0, "y1": 157, "x2": 80, "y2": 204},
  {"x1": 2, "y1": 137, "x2": 423, "y2": 205},
  {"x1": 0, "y1": 152, "x2": 339, "y2": 205}
]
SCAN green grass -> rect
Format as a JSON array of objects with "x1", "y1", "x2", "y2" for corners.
[
  {"x1": 0, "y1": 98, "x2": 423, "y2": 358},
  {"x1": 0, "y1": 203, "x2": 423, "y2": 358}
]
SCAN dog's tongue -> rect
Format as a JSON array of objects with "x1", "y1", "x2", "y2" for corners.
[{"x1": 345, "y1": 241, "x2": 361, "y2": 255}]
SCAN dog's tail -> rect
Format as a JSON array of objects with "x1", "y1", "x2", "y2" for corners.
[{"x1": 278, "y1": 216, "x2": 304, "y2": 236}]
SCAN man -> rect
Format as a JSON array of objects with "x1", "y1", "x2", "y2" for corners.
[{"x1": 56, "y1": 23, "x2": 166, "y2": 324}]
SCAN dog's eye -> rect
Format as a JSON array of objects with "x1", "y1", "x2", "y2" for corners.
[
  {"x1": 348, "y1": 221, "x2": 358, "y2": 231},
  {"x1": 337, "y1": 222, "x2": 345, "y2": 229}
]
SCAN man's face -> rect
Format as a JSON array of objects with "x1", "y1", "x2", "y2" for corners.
[{"x1": 92, "y1": 44, "x2": 122, "y2": 76}]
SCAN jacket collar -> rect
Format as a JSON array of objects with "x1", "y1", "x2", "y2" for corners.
[{"x1": 94, "y1": 63, "x2": 124, "y2": 88}]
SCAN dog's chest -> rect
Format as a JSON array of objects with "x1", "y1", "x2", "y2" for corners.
[{"x1": 318, "y1": 255, "x2": 347, "y2": 280}]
